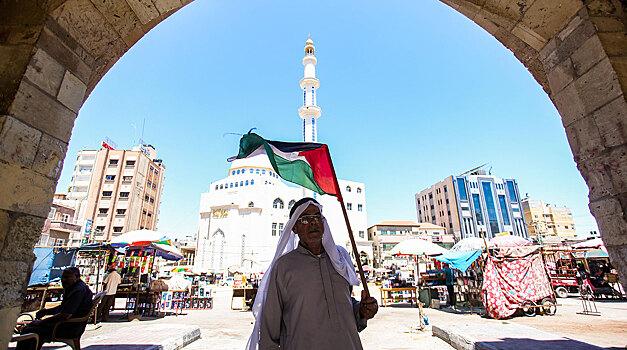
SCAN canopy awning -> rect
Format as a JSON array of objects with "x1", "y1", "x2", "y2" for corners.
[
  {"x1": 388, "y1": 238, "x2": 448, "y2": 257},
  {"x1": 435, "y1": 249, "x2": 482, "y2": 272}
]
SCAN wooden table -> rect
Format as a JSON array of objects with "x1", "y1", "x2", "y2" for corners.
[{"x1": 379, "y1": 287, "x2": 418, "y2": 307}]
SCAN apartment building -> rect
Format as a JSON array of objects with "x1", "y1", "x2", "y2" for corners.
[
  {"x1": 66, "y1": 144, "x2": 165, "y2": 241},
  {"x1": 415, "y1": 168, "x2": 528, "y2": 241},
  {"x1": 521, "y1": 199, "x2": 576, "y2": 240}
]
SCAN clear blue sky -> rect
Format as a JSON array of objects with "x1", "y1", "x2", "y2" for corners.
[{"x1": 57, "y1": 0, "x2": 599, "y2": 237}]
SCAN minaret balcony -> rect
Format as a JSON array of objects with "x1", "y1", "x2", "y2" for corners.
[
  {"x1": 298, "y1": 106, "x2": 321, "y2": 118},
  {"x1": 299, "y1": 77, "x2": 320, "y2": 89}
]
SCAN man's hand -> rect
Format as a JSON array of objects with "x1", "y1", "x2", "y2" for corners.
[
  {"x1": 359, "y1": 290, "x2": 378, "y2": 320},
  {"x1": 35, "y1": 309, "x2": 47, "y2": 319}
]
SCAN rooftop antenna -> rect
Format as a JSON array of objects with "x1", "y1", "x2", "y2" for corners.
[{"x1": 458, "y1": 163, "x2": 488, "y2": 177}]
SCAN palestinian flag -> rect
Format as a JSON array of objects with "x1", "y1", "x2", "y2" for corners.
[{"x1": 229, "y1": 132, "x2": 340, "y2": 196}]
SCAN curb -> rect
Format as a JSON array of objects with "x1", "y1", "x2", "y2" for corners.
[
  {"x1": 146, "y1": 326, "x2": 201, "y2": 350},
  {"x1": 432, "y1": 324, "x2": 485, "y2": 350}
]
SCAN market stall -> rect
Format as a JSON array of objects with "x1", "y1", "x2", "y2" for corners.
[{"x1": 482, "y1": 236, "x2": 555, "y2": 319}]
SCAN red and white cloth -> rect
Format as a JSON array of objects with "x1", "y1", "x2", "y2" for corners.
[{"x1": 481, "y1": 248, "x2": 552, "y2": 319}]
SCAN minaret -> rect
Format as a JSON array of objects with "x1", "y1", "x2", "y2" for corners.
[{"x1": 299, "y1": 37, "x2": 321, "y2": 143}]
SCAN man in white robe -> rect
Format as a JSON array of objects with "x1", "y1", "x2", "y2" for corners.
[{"x1": 256, "y1": 198, "x2": 378, "y2": 349}]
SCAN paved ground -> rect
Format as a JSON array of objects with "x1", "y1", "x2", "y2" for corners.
[{"x1": 10, "y1": 285, "x2": 625, "y2": 349}]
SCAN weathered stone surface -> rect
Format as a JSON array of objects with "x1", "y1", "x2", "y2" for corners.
[
  {"x1": 592, "y1": 96, "x2": 627, "y2": 148},
  {"x1": 547, "y1": 57, "x2": 575, "y2": 94},
  {"x1": 56, "y1": 70, "x2": 87, "y2": 113},
  {"x1": 89, "y1": 0, "x2": 144, "y2": 47},
  {"x1": 565, "y1": 114, "x2": 604, "y2": 160},
  {"x1": 573, "y1": 57, "x2": 622, "y2": 115},
  {"x1": 0, "y1": 306, "x2": 20, "y2": 350},
  {"x1": 0, "y1": 260, "x2": 30, "y2": 307},
  {"x1": 37, "y1": 26, "x2": 93, "y2": 85},
  {"x1": 590, "y1": 15, "x2": 624, "y2": 33},
  {"x1": 589, "y1": 196, "x2": 627, "y2": 246},
  {"x1": 0, "y1": 210, "x2": 8, "y2": 257},
  {"x1": 126, "y1": 0, "x2": 160, "y2": 25},
  {"x1": 33, "y1": 133, "x2": 68, "y2": 180},
  {"x1": 585, "y1": 0, "x2": 620, "y2": 18},
  {"x1": 0, "y1": 115, "x2": 42, "y2": 167},
  {"x1": 521, "y1": 0, "x2": 583, "y2": 40},
  {"x1": 553, "y1": 82, "x2": 586, "y2": 127},
  {"x1": 577, "y1": 155, "x2": 615, "y2": 201},
  {"x1": 153, "y1": 0, "x2": 182, "y2": 15},
  {"x1": 1, "y1": 213, "x2": 44, "y2": 262},
  {"x1": 8, "y1": 79, "x2": 77, "y2": 142},
  {"x1": 511, "y1": 23, "x2": 546, "y2": 50},
  {"x1": 605, "y1": 244, "x2": 627, "y2": 287},
  {"x1": 606, "y1": 146, "x2": 627, "y2": 195},
  {"x1": 24, "y1": 48, "x2": 65, "y2": 96},
  {"x1": 570, "y1": 35, "x2": 606, "y2": 76},
  {"x1": 0, "y1": 162, "x2": 55, "y2": 218},
  {"x1": 597, "y1": 32, "x2": 627, "y2": 57},
  {"x1": 87, "y1": 38, "x2": 128, "y2": 94},
  {"x1": 0, "y1": 44, "x2": 34, "y2": 113},
  {"x1": 52, "y1": 0, "x2": 121, "y2": 57}
]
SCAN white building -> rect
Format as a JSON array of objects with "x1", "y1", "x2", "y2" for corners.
[{"x1": 195, "y1": 38, "x2": 371, "y2": 274}]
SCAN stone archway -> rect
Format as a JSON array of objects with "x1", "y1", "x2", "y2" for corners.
[{"x1": 0, "y1": 0, "x2": 625, "y2": 347}]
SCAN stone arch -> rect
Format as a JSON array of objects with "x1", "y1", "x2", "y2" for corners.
[{"x1": 1, "y1": 1, "x2": 627, "y2": 346}]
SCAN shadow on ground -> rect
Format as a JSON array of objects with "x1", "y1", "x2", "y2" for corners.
[{"x1": 477, "y1": 337, "x2": 620, "y2": 350}]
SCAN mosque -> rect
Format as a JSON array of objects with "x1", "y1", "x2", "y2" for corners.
[{"x1": 194, "y1": 38, "x2": 372, "y2": 275}]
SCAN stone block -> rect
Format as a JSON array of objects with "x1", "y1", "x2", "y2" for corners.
[
  {"x1": 0, "y1": 261, "x2": 30, "y2": 308},
  {"x1": 37, "y1": 27, "x2": 92, "y2": 85},
  {"x1": 611, "y1": 56, "x2": 627, "y2": 94},
  {"x1": 126, "y1": 0, "x2": 160, "y2": 25},
  {"x1": 0, "y1": 306, "x2": 20, "y2": 350},
  {"x1": 56, "y1": 70, "x2": 87, "y2": 113},
  {"x1": 590, "y1": 16, "x2": 624, "y2": 33},
  {"x1": 565, "y1": 114, "x2": 604, "y2": 160},
  {"x1": 483, "y1": 0, "x2": 529, "y2": 24},
  {"x1": 0, "y1": 115, "x2": 42, "y2": 167},
  {"x1": 153, "y1": 0, "x2": 182, "y2": 15},
  {"x1": 1, "y1": 213, "x2": 44, "y2": 262},
  {"x1": 24, "y1": 48, "x2": 65, "y2": 96},
  {"x1": 546, "y1": 58, "x2": 575, "y2": 94},
  {"x1": 592, "y1": 96, "x2": 627, "y2": 148},
  {"x1": 521, "y1": 0, "x2": 583, "y2": 40},
  {"x1": 0, "y1": 44, "x2": 33, "y2": 112},
  {"x1": 87, "y1": 38, "x2": 128, "y2": 93},
  {"x1": 33, "y1": 133, "x2": 68, "y2": 180},
  {"x1": 570, "y1": 35, "x2": 606, "y2": 76},
  {"x1": 552, "y1": 82, "x2": 585, "y2": 127},
  {"x1": 597, "y1": 32, "x2": 627, "y2": 57},
  {"x1": 573, "y1": 57, "x2": 622, "y2": 115},
  {"x1": 90, "y1": 0, "x2": 144, "y2": 47},
  {"x1": 607, "y1": 146, "x2": 627, "y2": 195},
  {"x1": 589, "y1": 197, "x2": 627, "y2": 247},
  {"x1": 8, "y1": 79, "x2": 77, "y2": 142},
  {"x1": 0, "y1": 162, "x2": 55, "y2": 218},
  {"x1": 511, "y1": 23, "x2": 546, "y2": 51},
  {"x1": 555, "y1": 16, "x2": 597, "y2": 66},
  {"x1": 0, "y1": 210, "x2": 8, "y2": 255},
  {"x1": 52, "y1": 0, "x2": 121, "y2": 58},
  {"x1": 585, "y1": 0, "x2": 620, "y2": 17},
  {"x1": 577, "y1": 155, "x2": 615, "y2": 201}
]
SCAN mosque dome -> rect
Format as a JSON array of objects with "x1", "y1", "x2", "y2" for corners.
[{"x1": 228, "y1": 154, "x2": 273, "y2": 172}]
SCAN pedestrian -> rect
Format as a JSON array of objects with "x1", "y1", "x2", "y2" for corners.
[
  {"x1": 247, "y1": 197, "x2": 378, "y2": 350},
  {"x1": 444, "y1": 265, "x2": 456, "y2": 307},
  {"x1": 16, "y1": 267, "x2": 93, "y2": 350},
  {"x1": 98, "y1": 263, "x2": 121, "y2": 321}
]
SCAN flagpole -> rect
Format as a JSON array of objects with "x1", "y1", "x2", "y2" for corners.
[{"x1": 325, "y1": 147, "x2": 370, "y2": 297}]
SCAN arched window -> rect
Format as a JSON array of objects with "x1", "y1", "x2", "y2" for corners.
[
  {"x1": 236, "y1": 169, "x2": 240, "y2": 174},
  {"x1": 245, "y1": 180, "x2": 249, "y2": 186},
  {"x1": 262, "y1": 170, "x2": 266, "y2": 174},
  {"x1": 251, "y1": 179, "x2": 255, "y2": 185},
  {"x1": 219, "y1": 184, "x2": 223, "y2": 189},
  {"x1": 346, "y1": 186, "x2": 352, "y2": 192},
  {"x1": 273, "y1": 198, "x2": 284, "y2": 209},
  {"x1": 231, "y1": 170, "x2": 235, "y2": 175},
  {"x1": 249, "y1": 169, "x2": 253, "y2": 173},
  {"x1": 229, "y1": 183, "x2": 233, "y2": 188},
  {"x1": 240, "y1": 181, "x2": 243, "y2": 186},
  {"x1": 215, "y1": 185, "x2": 218, "y2": 190},
  {"x1": 288, "y1": 200, "x2": 296, "y2": 209},
  {"x1": 235, "y1": 182, "x2": 238, "y2": 187},
  {"x1": 248, "y1": 202, "x2": 254, "y2": 208},
  {"x1": 356, "y1": 187, "x2": 362, "y2": 193}
]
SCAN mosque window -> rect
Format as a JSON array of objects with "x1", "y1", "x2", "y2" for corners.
[
  {"x1": 249, "y1": 169, "x2": 253, "y2": 173},
  {"x1": 236, "y1": 169, "x2": 240, "y2": 174},
  {"x1": 251, "y1": 179, "x2": 255, "y2": 185},
  {"x1": 248, "y1": 202, "x2": 254, "y2": 208},
  {"x1": 235, "y1": 182, "x2": 239, "y2": 187},
  {"x1": 245, "y1": 180, "x2": 249, "y2": 186},
  {"x1": 219, "y1": 184, "x2": 223, "y2": 189},
  {"x1": 347, "y1": 203, "x2": 352, "y2": 210},
  {"x1": 232, "y1": 171, "x2": 235, "y2": 175},
  {"x1": 273, "y1": 198, "x2": 284, "y2": 209},
  {"x1": 357, "y1": 187, "x2": 362, "y2": 193},
  {"x1": 288, "y1": 200, "x2": 296, "y2": 209},
  {"x1": 358, "y1": 204, "x2": 363, "y2": 212},
  {"x1": 240, "y1": 181, "x2": 243, "y2": 186},
  {"x1": 215, "y1": 185, "x2": 218, "y2": 190},
  {"x1": 272, "y1": 223, "x2": 278, "y2": 236},
  {"x1": 346, "y1": 186, "x2": 352, "y2": 192},
  {"x1": 262, "y1": 170, "x2": 266, "y2": 174},
  {"x1": 229, "y1": 183, "x2": 233, "y2": 188},
  {"x1": 256, "y1": 169, "x2": 260, "y2": 174},
  {"x1": 303, "y1": 90, "x2": 306, "y2": 105}
]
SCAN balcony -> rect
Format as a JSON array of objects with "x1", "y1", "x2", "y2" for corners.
[{"x1": 49, "y1": 220, "x2": 81, "y2": 233}]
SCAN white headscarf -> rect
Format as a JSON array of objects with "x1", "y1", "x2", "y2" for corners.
[{"x1": 246, "y1": 199, "x2": 360, "y2": 350}]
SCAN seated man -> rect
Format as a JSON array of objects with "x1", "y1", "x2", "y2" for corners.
[{"x1": 16, "y1": 267, "x2": 93, "y2": 350}]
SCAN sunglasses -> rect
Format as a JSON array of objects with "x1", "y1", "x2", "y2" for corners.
[{"x1": 296, "y1": 214, "x2": 322, "y2": 225}]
